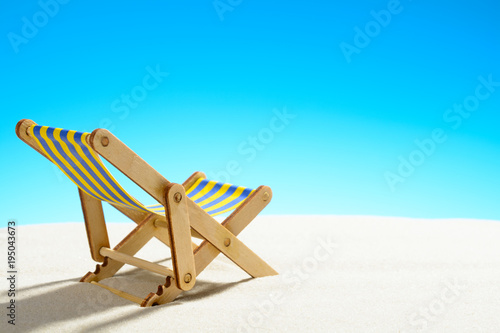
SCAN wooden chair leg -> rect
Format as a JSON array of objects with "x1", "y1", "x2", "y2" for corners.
[
  {"x1": 165, "y1": 183, "x2": 196, "y2": 291},
  {"x1": 79, "y1": 189, "x2": 110, "y2": 262}
]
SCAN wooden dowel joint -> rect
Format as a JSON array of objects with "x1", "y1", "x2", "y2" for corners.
[{"x1": 173, "y1": 192, "x2": 182, "y2": 203}]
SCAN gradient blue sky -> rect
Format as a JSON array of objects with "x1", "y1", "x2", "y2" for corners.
[{"x1": 1, "y1": 0, "x2": 499, "y2": 224}]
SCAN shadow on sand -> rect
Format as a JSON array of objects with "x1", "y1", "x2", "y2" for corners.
[{"x1": 3, "y1": 260, "x2": 251, "y2": 331}]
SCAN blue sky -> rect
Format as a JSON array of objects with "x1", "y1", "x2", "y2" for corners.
[{"x1": 1, "y1": 0, "x2": 499, "y2": 224}]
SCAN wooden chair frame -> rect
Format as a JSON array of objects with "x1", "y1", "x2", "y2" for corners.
[{"x1": 16, "y1": 119, "x2": 277, "y2": 306}]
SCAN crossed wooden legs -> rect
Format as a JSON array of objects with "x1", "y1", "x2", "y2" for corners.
[
  {"x1": 80, "y1": 173, "x2": 277, "y2": 306},
  {"x1": 142, "y1": 185, "x2": 276, "y2": 306}
]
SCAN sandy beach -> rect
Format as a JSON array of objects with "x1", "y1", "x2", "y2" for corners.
[{"x1": 1, "y1": 215, "x2": 499, "y2": 332}]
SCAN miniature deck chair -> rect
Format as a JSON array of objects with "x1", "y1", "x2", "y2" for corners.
[{"x1": 16, "y1": 119, "x2": 277, "y2": 306}]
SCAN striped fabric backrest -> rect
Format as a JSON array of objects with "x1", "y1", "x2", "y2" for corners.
[
  {"x1": 29, "y1": 125, "x2": 149, "y2": 212},
  {"x1": 29, "y1": 125, "x2": 255, "y2": 217}
]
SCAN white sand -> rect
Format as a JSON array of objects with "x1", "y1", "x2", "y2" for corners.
[{"x1": 1, "y1": 215, "x2": 500, "y2": 332}]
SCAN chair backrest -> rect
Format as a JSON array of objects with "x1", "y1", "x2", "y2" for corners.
[
  {"x1": 29, "y1": 125, "x2": 255, "y2": 217},
  {"x1": 29, "y1": 125, "x2": 148, "y2": 212}
]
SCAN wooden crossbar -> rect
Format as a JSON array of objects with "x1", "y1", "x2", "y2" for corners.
[{"x1": 100, "y1": 247, "x2": 174, "y2": 277}]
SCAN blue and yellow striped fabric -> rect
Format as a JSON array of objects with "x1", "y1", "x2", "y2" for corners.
[
  {"x1": 29, "y1": 125, "x2": 254, "y2": 217},
  {"x1": 29, "y1": 125, "x2": 149, "y2": 212},
  {"x1": 147, "y1": 178, "x2": 255, "y2": 216}
]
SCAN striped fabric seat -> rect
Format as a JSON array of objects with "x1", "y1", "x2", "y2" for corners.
[
  {"x1": 29, "y1": 125, "x2": 254, "y2": 217},
  {"x1": 147, "y1": 178, "x2": 255, "y2": 216}
]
